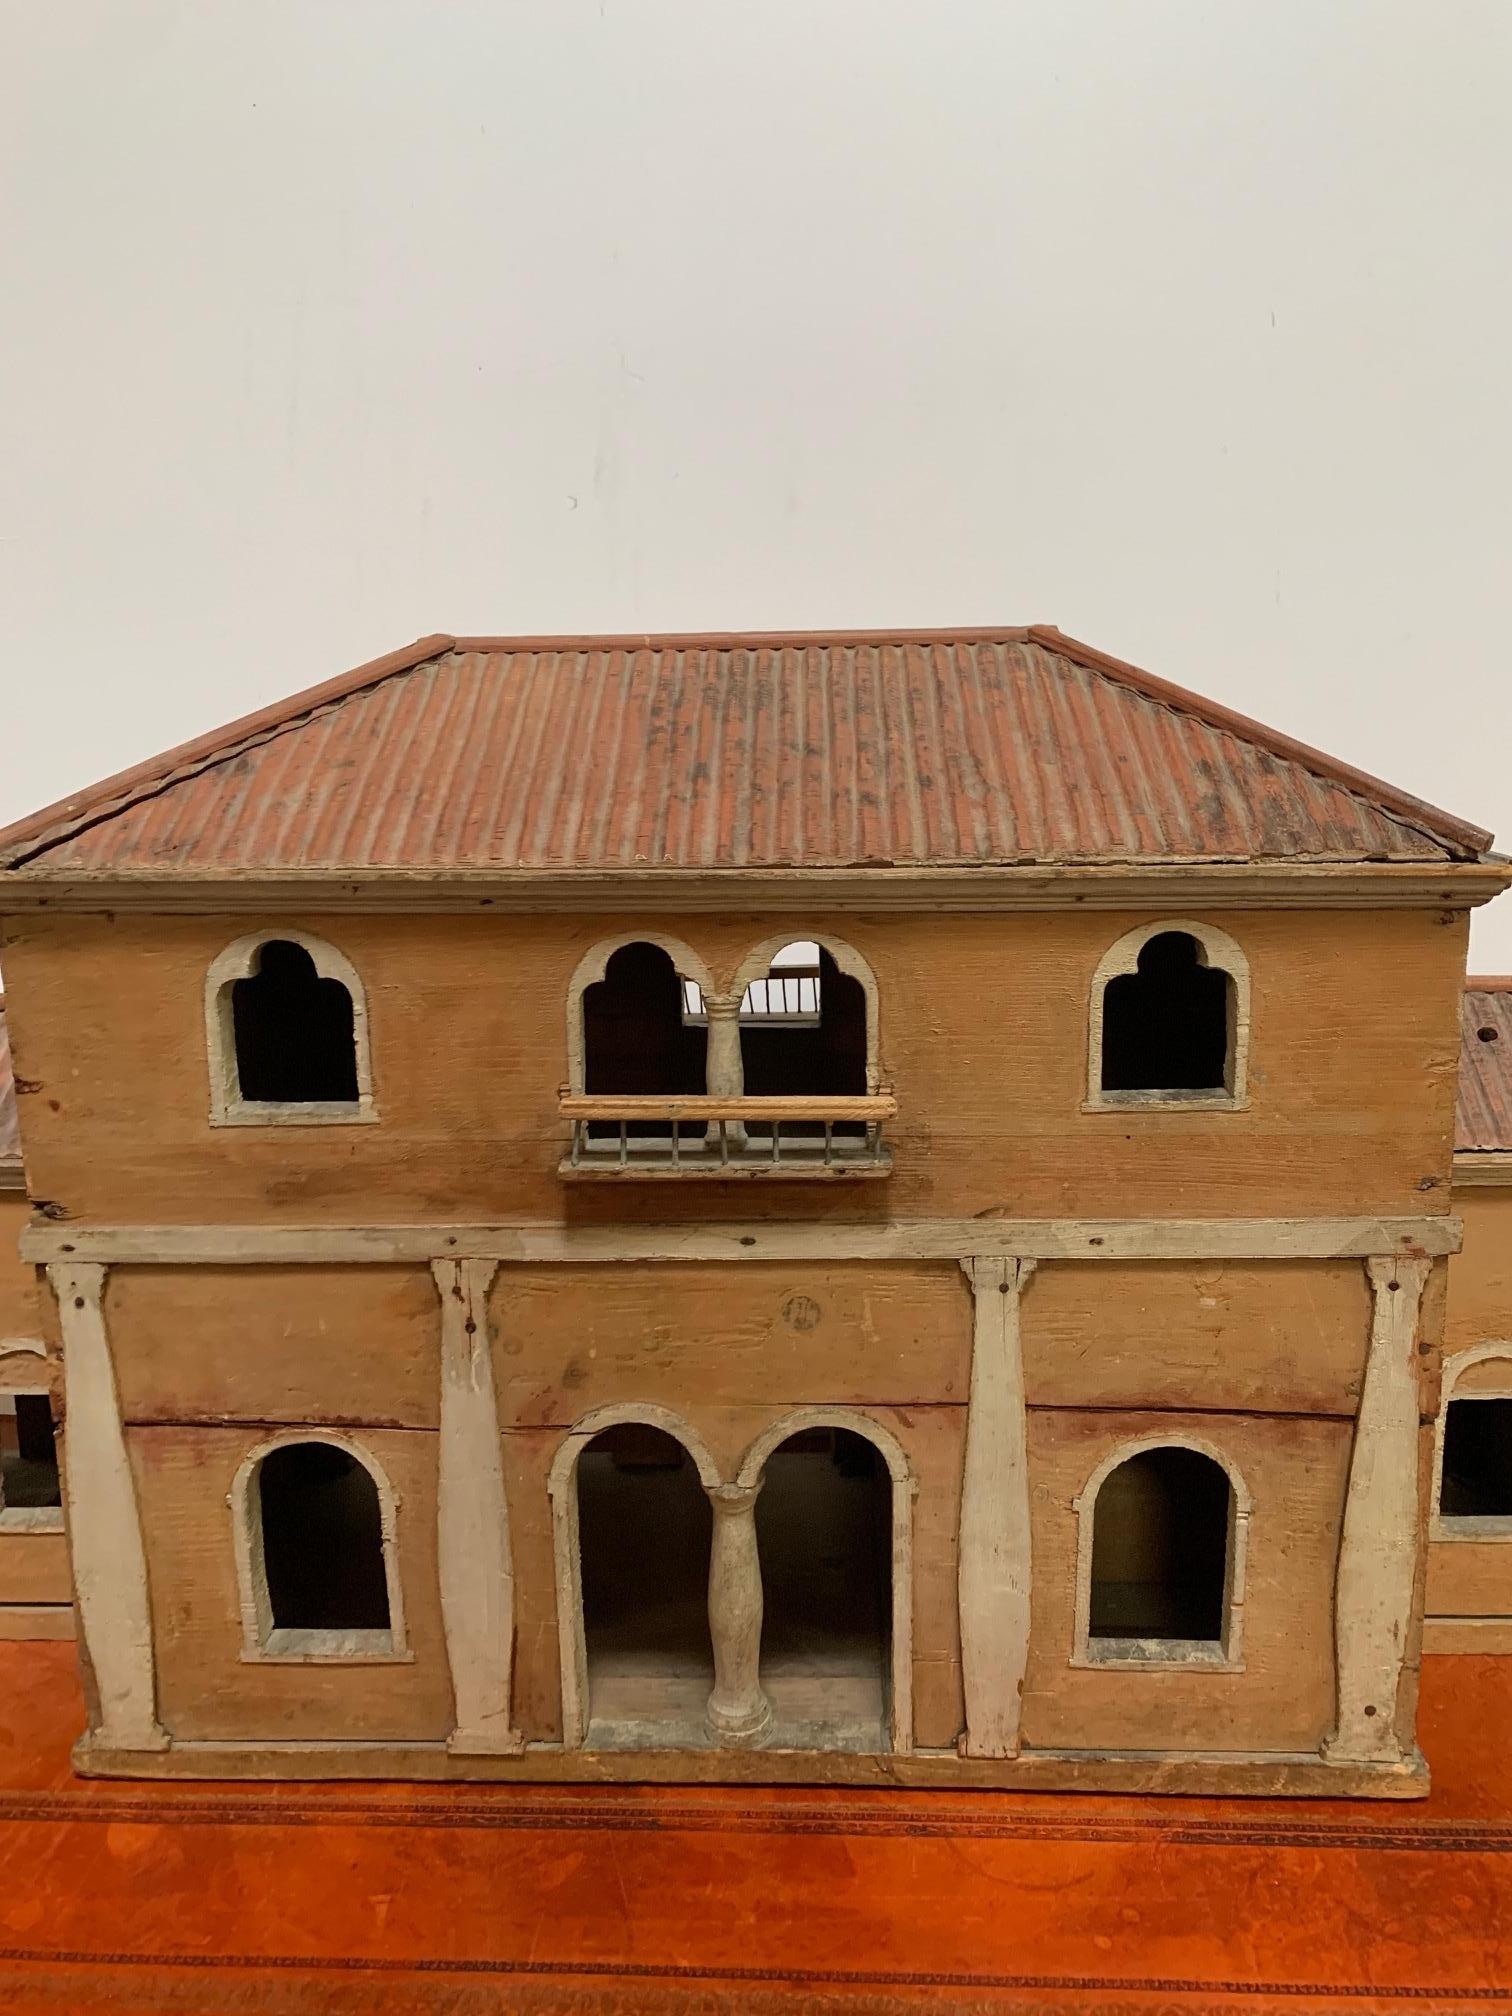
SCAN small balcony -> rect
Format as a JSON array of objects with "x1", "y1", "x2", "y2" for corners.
[{"x1": 558, "y1": 1094, "x2": 896, "y2": 1181}]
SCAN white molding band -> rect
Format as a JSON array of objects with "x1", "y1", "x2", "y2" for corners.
[
  {"x1": 957, "y1": 1256, "x2": 1036, "y2": 1759},
  {"x1": 1325, "y1": 1255, "x2": 1432, "y2": 1767},
  {"x1": 22, "y1": 1215, "x2": 1462, "y2": 1269},
  {"x1": 432, "y1": 1259, "x2": 523, "y2": 1753},
  {"x1": 48, "y1": 1263, "x2": 167, "y2": 1752}
]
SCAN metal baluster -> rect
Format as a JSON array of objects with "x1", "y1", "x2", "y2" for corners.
[
  {"x1": 719, "y1": 1119, "x2": 730, "y2": 1167},
  {"x1": 823, "y1": 1121, "x2": 834, "y2": 1167},
  {"x1": 619, "y1": 1119, "x2": 628, "y2": 1169},
  {"x1": 571, "y1": 1118, "x2": 583, "y2": 1168},
  {"x1": 672, "y1": 1113, "x2": 682, "y2": 1168}
]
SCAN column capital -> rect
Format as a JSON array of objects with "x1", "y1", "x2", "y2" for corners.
[
  {"x1": 707, "y1": 1479, "x2": 762, "y2": 1515},
  {"x1": 959, "y1": 1254, "x2": 1037, "y2": 1295},
  {"x1": 702, "y1": 993, "x2": 743, "y2": 1022}
]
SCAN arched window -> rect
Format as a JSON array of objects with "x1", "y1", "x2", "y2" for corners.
[
  {"x1": 578, "y1": 940, "x2": 708, "y2": 1140},
  {"x1": 1433, "y1": 1346, "x2": 1512, "y2": 1536},
  {"x1": 205, "y1": 931, "x2": 375, "y2": 1125},
  {"x1": 233, "y1": 1435, "x2": 406, "y2": 1660},
  {"x1": 1088, "y1": 921, "x2": 1249, "y2": 1108},
  {"x1": 1073, "y1": 1439, "x2": 1248, "y2": 1669}
]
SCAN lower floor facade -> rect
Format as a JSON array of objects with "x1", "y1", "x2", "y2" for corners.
[{"x1": 30, "y1": 1211, "x2": 1453, "y2": 1796}]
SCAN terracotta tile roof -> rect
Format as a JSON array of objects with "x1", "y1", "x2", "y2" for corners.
[
  {"x1": 0, "y1": 1001, "x2": 19, "y2": 1171},
  {"x1": 1458, "y1": 979, "x2": 1512, "y2": 1153},
  {"x1": 0, "y1": 627, "x2": 1492, "y2": 875}
]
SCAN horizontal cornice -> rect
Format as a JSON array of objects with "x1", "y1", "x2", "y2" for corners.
[
  {"x1": 1453, "y1": 1151, "x2": 1512, "y2": 1188},
  {"x1": 1, "y1": 861, "x2": 1507, "y2": 915},
  {"x1": 21, "y1": 1214, "x2": 1461, "y2": 1267}
]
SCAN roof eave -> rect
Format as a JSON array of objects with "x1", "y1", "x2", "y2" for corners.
[{"x1": 2, "y1": 858, "x2": 1506, "y2": 915}]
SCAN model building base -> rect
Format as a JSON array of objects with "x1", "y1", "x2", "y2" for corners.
[{"x1": 74, "y1": 1736, "x2": 1429, "y2": 1799}]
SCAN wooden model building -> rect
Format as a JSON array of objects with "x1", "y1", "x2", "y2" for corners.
[
  {"x1": 0, "y1": 1001, "x2": 69, "y2": 1638},
  {"x1": 1426, "y1": 977, "x2": 1512, "y2": 1651},
  {"x1": 0, "y1": 625, "x2": 1506, "y2": 1797}
]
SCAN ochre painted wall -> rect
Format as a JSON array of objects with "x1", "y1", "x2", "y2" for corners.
[{"x1": 0, "y1": 905, "x2": 1468, "y2": 1226}]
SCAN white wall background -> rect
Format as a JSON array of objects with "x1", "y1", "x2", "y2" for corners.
[{"x1": 3, "y1": 2, "x2": 1509, "y2": 960}]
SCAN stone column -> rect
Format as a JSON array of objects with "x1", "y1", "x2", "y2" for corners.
[
  {"x1": 1325, "y1": 1254, "x2": 1431, "y2": 1766},
  {"x1": 956, "y1": 1255, "x2": 1037, "y2": 1758},
  {"x1": 50, "y1": 1263, "x2": 167, "y2": 1753},
  {"x1": 704, "y1": 1480, "x2": 772, "y2": 1745},
  {"x1": 702, "y1": 994, "x2": 746, "y2": 1151},
  {"x1": 432, "y1": 1257, "x2": 523, "y2": 1754}
]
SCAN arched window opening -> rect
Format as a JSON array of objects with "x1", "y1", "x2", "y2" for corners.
[
  {"x1": 232, "y1": 939, "x2": 360, "y2": 1105},
  {"x1": 577, "y1": 1423, "x2": 713, "y2": 1744},
  {"x1": 1439, "y1": 1399, "x2": 1512, "y2": 1520},
  {"x1": 738, "y1": 944, "x2": 867, "y2": 1142},
  {"x1": 0, "y1": 1393, "x2": 60, "y2": 1519},
  {"x1": 1089, "y1": 1446, "x2": 1232, "y2": 1653},
  {"x1": 755, "y1": 1427, "x2": 891, "y2": 1750},
  {"x1": 257, "y1": 1442, "x2": 390, "y2": 1642},
  {"x1": 582, "y1": 942, "x2": 707, "y2": 1140},
  {"x1": 1100, "y1": 930, "x2": 1234, "y2": 1097}
]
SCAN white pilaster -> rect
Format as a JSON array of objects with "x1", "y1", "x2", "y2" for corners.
[
  {"x1": 957, "y1": 1255, "x2": 1037, "y2": 1758},
  {"x1": 432, "y1": 1257, "x2": 523, "y2": 1754},
  {"x1": 1325, "y1": 1254, "x2": 1431, "y2": 1766},
  {"x1": 50, "y1": 1262, "x2": 167, "y2": 1752}
]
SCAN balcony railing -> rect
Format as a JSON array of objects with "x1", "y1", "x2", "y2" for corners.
[{"x1": 558, "y1": 1093, "x2": 896, "y2": 1181}]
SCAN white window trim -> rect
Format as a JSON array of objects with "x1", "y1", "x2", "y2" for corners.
[
  {"x1": 0, "y1": 1343, "x2": 63, "y2": 1534},
  {"x1": 229, "y1": 1430, "x2": 411, "y2": 1664},
  {"x1": 1432, "y1": 1342, "x2": 1512, "y2": 1542},
  {"x1": 204, "y1": 929, "x2": 378, "y2": 1128},
  {"x1": 1070, "y1": 1433, "x2": 1251, "y2": 1672},
  {"x1": 1084, "y1": 919, "x2": 1251, "y2": 1114}
]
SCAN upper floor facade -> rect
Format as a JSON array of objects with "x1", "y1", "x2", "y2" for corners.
[{"x1": 0, "y1": 625, "x2": 1503, "y2": 1231}]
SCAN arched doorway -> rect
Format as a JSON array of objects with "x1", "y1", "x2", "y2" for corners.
[
  {"x1": 750, "y1": 1423, "x2": 899, "y2": 1752},
  {"x1": 572, "y1": 1420, "x2": 714, "y2": 1747}
]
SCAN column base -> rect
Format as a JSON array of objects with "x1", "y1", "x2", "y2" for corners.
[
  {"x1": 705, "y1": 1694, "x2": 774, "y2": 1748},
  {"x1": 448, "y1": 1725, "x2": 526, "y2": 1756}
]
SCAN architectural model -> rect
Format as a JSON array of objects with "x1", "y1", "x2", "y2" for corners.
[{"x1": 0, "y1": 625, "x2": 1505, "y2": 1795}]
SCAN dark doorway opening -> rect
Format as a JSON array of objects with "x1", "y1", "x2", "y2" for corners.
[
  {"x1": 0, "y1": 1394, "x2": 61, "y2": 1510},
  {"x1": 577, "y1": 1423, "x2": 713, "y2": 1745},
  {"x1": 582, "y1": 942, "x2": 707, "y2": 1138},
  {"x1": 1440, "y1": 1398, "x2": 1512, "y2": 1519},
  {"x1": 1101, "y1": 931, "x2": 1231, "y2": 1095},
  {"x1": 258, "y1": 1442, "x2": 389, "y2": 1633},
  {"x1": 755, "y1": 1427, "x2": 892, "y2": 1749},
  {"x1": 1089, "y1": 1445, "x2": 1231, "y2": 1644},
  {"x1": 232, "y1": 940, "x2": 360, "y2": 1103}
]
